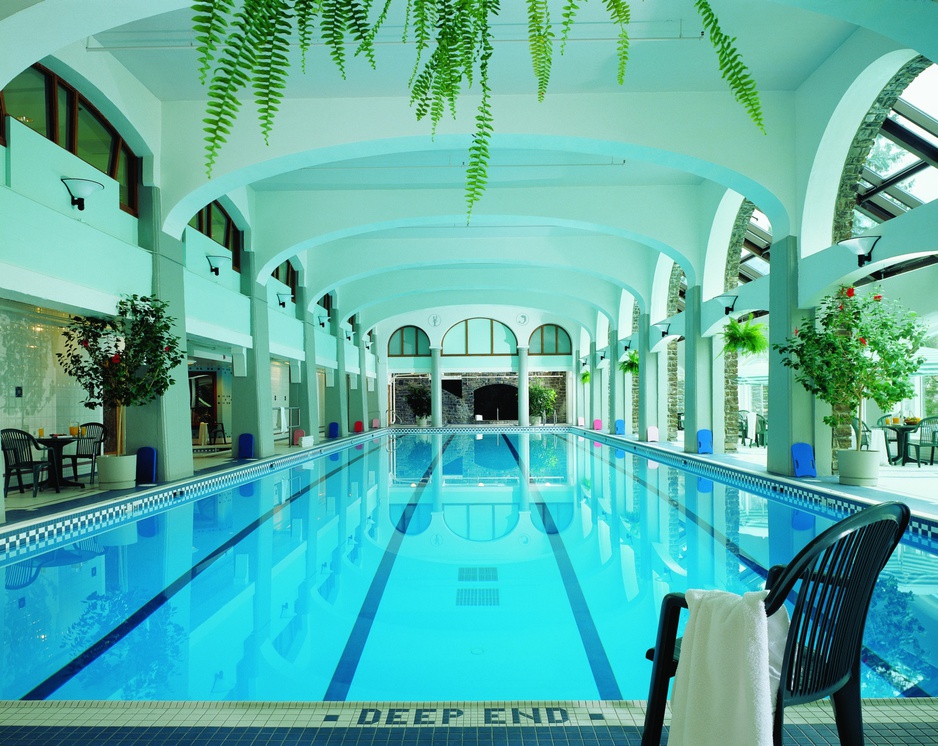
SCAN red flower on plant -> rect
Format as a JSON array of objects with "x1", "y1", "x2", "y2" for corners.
[
  {"x1": 111, "y1": 354, "x2": 121, "y2": 363},
  {"x1": 794, "y1": 327, "x2": 799, "y2": 336},
  {"x1": 859, "y1": 337, "x2": 867, "y2": 346},
  {"x1": 81, "y1": 340, "x2": 89, "y2": 347},
  {"x1": 874, "y1": 294, "x2": 882, "y2": 301},
  {"x1": 846, "y1": 287, "x2": 856, "y2": 297},
  {"x1": 164, "y1": 346, "x2": 170, "y2": 352}
]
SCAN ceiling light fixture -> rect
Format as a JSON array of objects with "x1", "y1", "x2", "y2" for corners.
[
  {"x1": 838, "y1": 235, "x2": 880, "y2": 267},
  {"x1": 61, "y1": 177, "x2": 104, "y2": 210}
]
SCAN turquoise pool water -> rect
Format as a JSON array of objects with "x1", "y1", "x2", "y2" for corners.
[{"x1": 3, "y1": 431, "x2": 935, "y2": 701}]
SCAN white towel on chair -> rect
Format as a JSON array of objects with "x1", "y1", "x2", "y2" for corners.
[{"x1": 668, "y1": 589, "x2": 790, "y2": 746}]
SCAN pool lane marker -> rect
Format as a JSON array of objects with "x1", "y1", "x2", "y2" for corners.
[
  {"x1": 23, "y1": 444, "x2": 375, "y2": 700},
  {"x1": 324, "y1": 434, "x2": 455, "y2": 701},
  {"x1": 499, "y1": 434, "x2": 623, "y2": 701}
]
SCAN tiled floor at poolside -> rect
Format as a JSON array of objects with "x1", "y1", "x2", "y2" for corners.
[{"x1": 1, "y1": 698, "x2": 937, "y2": 745}]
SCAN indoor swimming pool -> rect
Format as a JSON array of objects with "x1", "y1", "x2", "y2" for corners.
[{"x1": 2, "y1": 430, "x2": 937, "y2": 702}]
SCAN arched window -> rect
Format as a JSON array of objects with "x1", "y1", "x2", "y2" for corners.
[
  {"x1": 0, "y1": 64, "x2": 140, "y2": 214},
  {"x1": 188, "y1": 201, "x2": 244, "y2": 272},
  {"x1": 443, "y1": 318, "x2": 517, "y2": 355},
  {"x1": 388, "y1": 326, "x2": 430, "y2": 357},
  {"x1": 270, "y1": 260, "x2": 297, "y2": 302},
  {"x1": 528, "y1": 324, "x2": 572, "y2": 355}
]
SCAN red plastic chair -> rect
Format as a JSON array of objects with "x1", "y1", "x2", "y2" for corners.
[
  {"x1": 353, "y1": 421, "x2": 364, "y2": 433},
  {"x1": 292, "y1": 428, "x2": 305, "y2": 446}
]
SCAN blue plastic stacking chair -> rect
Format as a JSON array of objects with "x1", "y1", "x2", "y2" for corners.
[
  {"x1": 697, "y1": 429, "x2": 713, "y2": 454},
  {"x1": 327, "y1": 422, "x2": 340, "y2": 439},
  {"x1": 136, "y1": 446, "x2": 157, "y2": 485},
  {"x1": 791, "y1": 442, "x2": 817, "y2": 477},
  {"x1": 615, "y1": 419, "x2": 625, "y2": 435},
  {"x1": 237, "y1": 432, "x2": 255, "y2": 459}
]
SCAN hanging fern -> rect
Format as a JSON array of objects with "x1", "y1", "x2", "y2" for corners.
[
  {"x1": 253, "y1": 0, "x2": 292, "y2": 145},
  {"x1": 619, "y1": 349, "x2": 639, "y2": 375},
  {"x1": 192, "y1": 0, "x2": 235, "y2": 84},
  {"x1": 694, "y1": 0, "x2": 765, "y2": 133},
  {"x1": 196, "y1": 0, "x2": 765, "y2": 218},
  {"x1": 527, "y1": 0, "x2": 553, "y2": 102},
  {"x1": 722, "y1": 313, "x2": 769, "y2": 356}
]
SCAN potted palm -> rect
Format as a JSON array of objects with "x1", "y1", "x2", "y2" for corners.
[
  {"x1": 774, "y1": 286, "x2": 925, "y2": 485},
  {"x1": 528, "y1": 380, "x2": 557, "y2": 425},
  {"x1": 57, "y1": 295, "x2": 185, "y2": 488},
  {"x1": 404, "y1": 383, "x2": 432, "y2": 426}
]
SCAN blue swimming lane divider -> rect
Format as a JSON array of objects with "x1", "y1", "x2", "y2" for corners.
[
  {"x1": 499, "y1": 434, "x2": 623, "y2": 700},
  {"x1": 324, "y1": 433, "x2": 456, "y2": 701}
]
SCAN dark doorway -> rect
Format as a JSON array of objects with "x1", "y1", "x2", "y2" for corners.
[
  {"x1": 189, "y1": 372, "x2": 217, "y2": 432},
  {"x1": 474, "y1": 383, "x2": 518, "y2": 421}
]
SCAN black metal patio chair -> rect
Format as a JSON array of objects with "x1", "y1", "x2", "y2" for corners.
[
  {"x1": 641, "y1": 501, "x2": 910, "y2": 746},
  {"x1": 63, "y1": 422, "x2": 107, "y2": 483},
  {"x1": 907, "y1": 416, "x2": 938, "y2": 467},
  {"x1": 2, "y1": 428, "x2": 52, "y2": 497}
]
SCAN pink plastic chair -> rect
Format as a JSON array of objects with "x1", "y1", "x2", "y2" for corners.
[
  {"x1": 371, "y1": 418, "x2": 380, "y2": 429},
  {"x1": 593, "y1": 419, "x2": 602, "y2": 430},
  {"x1": 292, "y1": 428, "x2": 305, "y2": 446}
]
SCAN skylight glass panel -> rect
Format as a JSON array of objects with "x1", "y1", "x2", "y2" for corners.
[
  {"x1": 865, "y1": 134, "x2": 920, "y2": 178},
  {"x1": 896, "y1": 168, "x2": 938, "y2": 203},
  {"x1": 852, "y1": 211, "x2": 877, "y2": 233},
  {"x1": 892, "y1": 112, "x2": 938, "y2": 149},
  {"x1": 899, "y1": 64, "x2": 938, "y2": 119}
]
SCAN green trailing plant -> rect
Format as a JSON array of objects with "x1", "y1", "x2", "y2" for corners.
[
  {"x1": 193, "y1": 0, "x2": 763, "y2": 218},
  {"x1": 528, "y1": 380, "x2": 557, "y2": 420},
  {"x1": 721, "y1": 313, "x2": 768, "y2": 356},
  {"x1": 618, "y1": 349, "x2": 639, "y2": 374},
  {"x1": 774, "y1": 286, "x2": 926, "y2": 450},
  {"x1": 580, "y1": 369, "x2": 590, "y2": 384},
  {"x1": 57, "y1": 295, "x2": 185, "y2": 455}
]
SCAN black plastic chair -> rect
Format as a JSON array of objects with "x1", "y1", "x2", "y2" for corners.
[
  {"x1": 209, "y1": 420, "x2": 227, "y2": 445},
  {"x1": 907, "y1": 416, "x2": 938, "y2": 467},
  {"x1": 641, "y1": 501, "x2": 910, "y2": 746},
  {"x1": 755, "y1": 413, "x2": 768, "y2": 447},
  {"x1": 64, "y1": 422, "x2": 106, "y2": 484},
  {"x1": 851, "y1": 416, "x2": 872, "y2": 449},
  {"x1": 1, "y1": 428, "x2": 52, "y2": 497}
]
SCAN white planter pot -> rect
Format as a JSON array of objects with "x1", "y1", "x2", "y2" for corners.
[
  {"x1": 837, "y1": 449, "x2": 880, "y2": 487},
  {"x1": 97, "y1": 454, "x2": 138, "y2": 490},
  {"x1": 416, "y1": 416, "x2": 430, "y2": 427},
  {"x1": 532, "y1": 415, "x2": 543, "y2": 426}
]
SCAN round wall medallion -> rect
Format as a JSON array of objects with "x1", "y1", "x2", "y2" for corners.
[
  {"x1": 516, "y1": 313, "x2": 529, "y2": 325},
  {"x1": 428, "y1": 314, "x2": 442, "y2": 327}
]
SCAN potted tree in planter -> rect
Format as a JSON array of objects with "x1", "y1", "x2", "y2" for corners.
[
  {"x1": 404, "y1": 382, "x2": 432, "y2": 426},
  {"x1": 774, "y1": 286, "x2": 925, "y2": 486},
  {"x1": 57, "y1": 295, "x2": 185, "y2": 488},
  {"x1": 528, "y1": 380, "x2": 557, "y2": 425}
]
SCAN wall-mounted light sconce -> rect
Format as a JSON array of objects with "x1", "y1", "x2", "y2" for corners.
[
  {"x1": 345, "y1": 332, "x2": 353, "y2": 342},
  {"x1": 838, "y1": 235, "x2": 880, "y2": 267},
  {"x1": 61, "y1": 177, "x2": 104, "y2": 210},
  {"x1": 318, "y1": 318, "x2": 328, "y2": 328},
  {"x1": 714, "y1": 292, "x2": 738, "y2": 315},
  {"x1": 206, "y1": 255, "x2": 231, "y2": 275},
  {"x1": 622, "y1": 341, "x2": 632, "y2": 353},
  {"x1": 652, "y1": 322, "x2": 670, "y2": 338},
  {"x1": 276, "y1": 293, "x2": 292, "y2": 308}
]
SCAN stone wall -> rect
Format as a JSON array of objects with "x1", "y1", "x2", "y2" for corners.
[
  {"x1": 832, "y1": 55, "x2": 932, "y2": 243},
  {"x1": 392, "y1": 372, "x2": 568, "y2": 424},
  {"x1": 666, "y1": 263, "x2": 685, "y2": 441}
]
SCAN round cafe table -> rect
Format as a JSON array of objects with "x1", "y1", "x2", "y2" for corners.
[
  {"x1": 881, "y1": 423, "x2": 920, "y2": 466},
  {"x1": 37, "y1": 436, "x2": 85, "y2": 490}
]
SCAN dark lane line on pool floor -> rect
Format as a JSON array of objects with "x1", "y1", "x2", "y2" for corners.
[
  {"x1": 500, "y1": 434, "x2": 623, "y2": 700},
  {"x1": 324, "y1": 434, "x2": 456, "y2": 701},
  {"x1": 25, "y1": 444, "x2": 376, "y2": 701}
]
